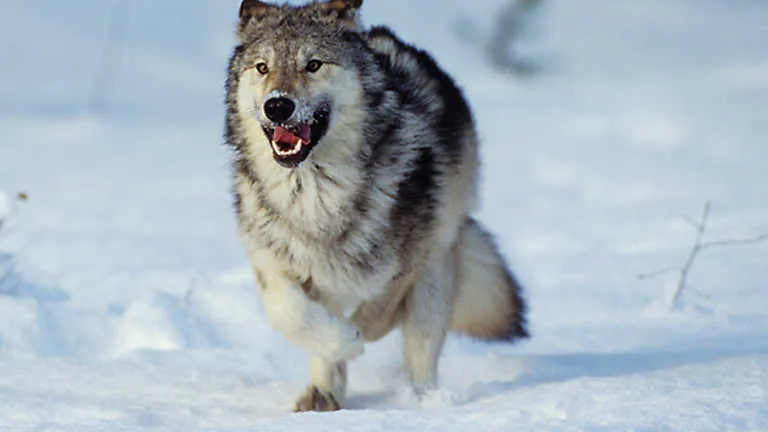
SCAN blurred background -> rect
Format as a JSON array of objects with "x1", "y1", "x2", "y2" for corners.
[{"x1": 0, "y1": 0, "x2": 766, "y2": 428}]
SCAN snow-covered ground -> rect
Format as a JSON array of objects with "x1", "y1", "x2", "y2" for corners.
[{"x1": 1, "y1": 0, "x2": 766, "y2": 430}]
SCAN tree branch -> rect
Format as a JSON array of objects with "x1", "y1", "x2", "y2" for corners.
[
  {"x1": 90, "y1": 0, "x2": 131, "y2": 114},
  {"x1": 670, "y1": 202, "x2": 710, "y2": 308},
  {"x1": 0, "y1": 192, "x2": 26, "y2": 293},
  {"x1": 486, "y1": 0, "x2": 543, "y2": 77},
  {"x1": 680, "y1": 215, "x2": 703, "y2": 230},
  {"x1": 640, "y1": 201, "x2": 767, "y2": 310},
  {"x1": 700, "y1": 233, "x2": 768, "y2": 250},
  {"x1": 0, "y1": 261, "x2": 14, "y2": 293},
  {"x1": 637, "y1": 267, "x2": 680, "y2": 281}
]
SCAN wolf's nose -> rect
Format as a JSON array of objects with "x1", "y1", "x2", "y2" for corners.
[{"x1": 264, "y1": 97, "x2": 296, "y2": 123}]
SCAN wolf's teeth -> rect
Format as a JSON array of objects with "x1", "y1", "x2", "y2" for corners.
[{"x1": 272, "y1": 139, "x2": 303, "y2": 156}]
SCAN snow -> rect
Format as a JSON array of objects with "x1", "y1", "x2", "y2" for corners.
[{"x1": 1, "y1": 0, "x2": 767, "y2": 430}]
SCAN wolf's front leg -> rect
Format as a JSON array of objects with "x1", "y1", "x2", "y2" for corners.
[
  {"x1": 258, "y1": 270, "x2": 364, "y2": 363},
  {"x1": 295, "y1": 358, "x2": 347, "y2": 412}
]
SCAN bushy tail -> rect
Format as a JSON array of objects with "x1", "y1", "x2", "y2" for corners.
[{"x1": 450, "y1": 218, "x2": 529, "y2": 341}]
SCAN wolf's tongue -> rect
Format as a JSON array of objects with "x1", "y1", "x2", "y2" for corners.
[{"x1": 273, "y1": 125, "x2": 312, "y2": 144}]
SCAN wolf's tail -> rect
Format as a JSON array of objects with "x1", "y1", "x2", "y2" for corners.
[{"x1": 450, "y1": 218, "x2": 529, "y2": 341}]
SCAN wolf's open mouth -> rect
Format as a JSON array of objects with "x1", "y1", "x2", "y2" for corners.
[{"x1": 263, "y1": 107, "x2": 331, "y2": 168}]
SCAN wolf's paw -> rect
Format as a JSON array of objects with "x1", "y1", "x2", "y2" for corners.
[{"x1": 294, "y1": 386, "x2": 342, "y2": 412}]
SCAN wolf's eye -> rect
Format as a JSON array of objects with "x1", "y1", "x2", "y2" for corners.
[
  {"x1": 255, "y1": 62, "x2": 269, "y2": 75},
  {"x1": 306, "y1": 60, "x2": 323, "y2": 73}
]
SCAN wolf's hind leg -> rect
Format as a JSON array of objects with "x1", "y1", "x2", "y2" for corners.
[
  {"x1": 295, "y1": 358, "x2": 347, "y2": 412},
  {"x1": 402, "y1": 247, "x2": 456, "y2": 395}
]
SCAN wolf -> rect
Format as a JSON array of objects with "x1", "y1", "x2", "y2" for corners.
[{"x1": 225, "y1": 0, "x2": 529, "y2": 412}]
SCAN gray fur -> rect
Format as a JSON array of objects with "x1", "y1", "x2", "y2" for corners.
[{"x1": 224, "y1": 0, "x2": 528, "y2": 411}]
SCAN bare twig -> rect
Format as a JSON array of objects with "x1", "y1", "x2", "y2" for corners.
[
  {"x1": 637, "y1": 267, "x2": 679, "y2": 281},
  {"x1": 0, "y1": 237, "x2": 13, "y2": 294},
  {"x1": 640, "y1": 201, "x2": 768, "y2": 309},
  {"x1": 700, "y1": 233, "x2": 768, "y2": 250},
  {"x1": 486, "y1": 0, "x2": 543, "y2": 77},
  {"x1": 0, "y1": 258, "x2": 14, "y2": 292},
  {"x1": 454, "y1": 0, "x2": 544, "y2": 78},
  {"x1": 670, "y1": 202, "x2": 711, "y2": 308},
  {"x1": 0, "y1": 191, "x2": 27, "y2": 293},
  {"x1": 680, "y1": 215, "x2": 702, "y2": 230},
  {"x1": 90, "y1": 0, "x2": 131, "y2": 114}
]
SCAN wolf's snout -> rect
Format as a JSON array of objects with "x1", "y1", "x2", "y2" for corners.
[{"x1": 264, "y1": 97, "x2": 296, "y2": 123}]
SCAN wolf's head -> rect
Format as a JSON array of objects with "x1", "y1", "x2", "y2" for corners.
[{"x1": 229, "y1": 0, "x2": 368, "y2": 169}]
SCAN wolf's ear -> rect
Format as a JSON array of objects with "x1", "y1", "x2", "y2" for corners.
[
  {"x1": 239, "y1": 0, "x2": 278, "y2": 20},
  {"x1": 316, "y1": 0, "x2": 363, "y2": 25},
  {"x1": 238, "y1": 0, "x2": 278, "y2": 40}
]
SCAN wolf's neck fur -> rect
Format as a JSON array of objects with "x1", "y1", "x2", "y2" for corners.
[{"x1": 238, "y1": 116, "x2": 368, "y2": 239}]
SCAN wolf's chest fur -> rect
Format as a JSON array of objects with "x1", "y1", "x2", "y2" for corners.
[{"x1": 235, "y1": 155, "x2": 401, "y2": 306}]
